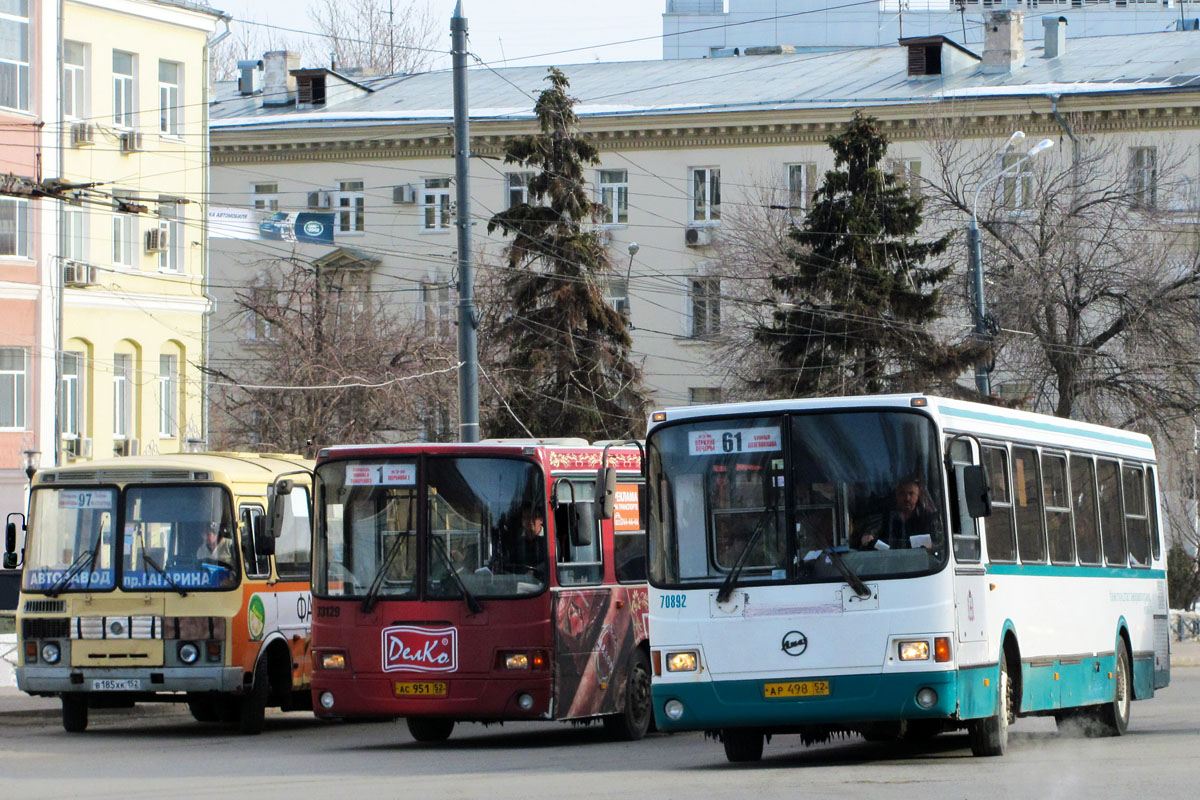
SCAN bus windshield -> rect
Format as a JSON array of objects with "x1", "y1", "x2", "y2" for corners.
[
  {"x1": 122, "y1": 485, "x2": 238, "y2": 591},
  {"x1": 647, "y1": 409, "x2": 947, "y2": 588},
  {"x1": 22, "y1": 488, "x2": 117, "y2": 593},
  {"x1": 314, "y1": 457, "x2": 547, "y2": 601}
]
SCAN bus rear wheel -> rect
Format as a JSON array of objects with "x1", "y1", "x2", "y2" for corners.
[
  {"x1": 722, "y1": 729, "x2": 764, "y2": 763},
  {"x1": 1082, "y1": 643, "x2": 1131, "y2": 737},
  {"x1": 61, "y1": 695, "x2": 88, "y2": 733},
  {"x1": 968, "y1": 655, "x2": 1012, "y2": 757},
  {"x1": 603, "y1": 648, "x2": 652, "y2": 741},
  {"x1": 407, "y1": 717, "x2": 455, "y2": 742}
]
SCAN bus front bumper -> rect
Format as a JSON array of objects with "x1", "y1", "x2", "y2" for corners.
[
  {"x1": 312, "y1": 673, "x2": 554, "y2": 721},
  {"x1": 16, "y1": 664, "x2": 244, "y2": 695},
  {"x1": 652, "y1": 669, "x2": 961, "y2": 732}
]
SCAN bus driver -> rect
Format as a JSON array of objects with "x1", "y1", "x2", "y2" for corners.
[{"x1": 853, "y1": 476, "x2": 941, "y2": 551}]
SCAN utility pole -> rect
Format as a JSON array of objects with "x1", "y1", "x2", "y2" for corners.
[{"x1": 452, "y1": 1, "x2": 479, "y2": 442}]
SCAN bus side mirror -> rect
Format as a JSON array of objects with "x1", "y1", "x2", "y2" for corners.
[
  {"x1": 253, "y1": 515, "x2": 275, "y2": 557},
  {"x1": 962, "y1": 465, "x2": 992, "y2": 519},
  {"x1": 595, "y1": 467, "x2": 616, "y2": 520},
  {"x1": 570, "y1": 501, "x2": 595, "y2": 547},
  {"x1": 266, "y1": 479, "x2": 293, "y2": 541},
  {"x1": 4, "y1": 521, "x2": 15, "y2": 554}
]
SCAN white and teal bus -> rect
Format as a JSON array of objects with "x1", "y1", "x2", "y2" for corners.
[{"x1": 641, "y1": 394, "x2": 1170, "y2": 762}]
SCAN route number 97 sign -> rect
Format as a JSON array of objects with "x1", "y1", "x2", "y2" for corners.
[{"x1": 688, "y1": 427, "x2": 781, "y2": 456}]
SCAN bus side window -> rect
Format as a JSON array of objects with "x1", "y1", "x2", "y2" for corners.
[
  {"x1": 982, "y1": 446, "x2": 1016, "y2": 563},
  {"x1": 240, "y1": 505, "x2": 268, "y2": 578},
  {"x1": 275, "y1": 486, "x2": 312, "y2": 581},
  {"x1": 556, "y1": 479, "x2": 603, "y2": 586},
  {"x1": 1147, "y1": 467, "x2": 1161, "y2": 561},
  {"x1": 1097, "y1": 459, "x2": 1126, "y2": 567},
  {"x1": 1012, "y1": 446, "x2": 1047, "y2": 564},
  {"x1": 1071, "y1": 455, "x2": 1102, "y2": 566},
  {"x1": 614, "y1": 483, "x2": 646, "y2": 583},
  {"x1": 946, "y1": 437, "x2": 981, "y2": 563},
  {"x1": 1123, "y1": 464, "x2": 1150, "y2": 567},
  {"x1": 1043, "y1": 453, "x2": 1074, "y2": 565}
]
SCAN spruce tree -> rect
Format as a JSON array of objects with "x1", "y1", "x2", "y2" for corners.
[
  {"x1": 486, "y1": 68, "x2": 648, "y2": 439},
  {"x1": 756, "y1": 112, "x2": 974, "y2": 397}
]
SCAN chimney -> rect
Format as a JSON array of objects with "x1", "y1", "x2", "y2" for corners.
[
  {"x1": 261, "y1": 50, "x2": 300, "y2": 107},
  {"x1": 982, "y1": 10, "x2": 1025, "y2": 74},
  {"x1": 237, "y1": 59, "x2": 262, "y2": 95},
  {"x1": 1043, "y1": 16, "x2": 1067, "y2": 59}
]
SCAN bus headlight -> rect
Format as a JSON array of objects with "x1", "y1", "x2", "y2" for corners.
[
  {"x1": 40, "y1": 642, "x2": 61, "y2": 664},
  {"x1": 665, "y1": 650, "x2": 699, "y2": 672},
  {"x1": 319, "y1": 692, "x2": 335, "y2": 709},
  {"x1": 664, "y1": 699, "x2": 684, "y2": 720},
  {"x1": 178, "y1": 642, "x2": 200, "y2": 664},
  {"x1": 505, "y1": 653, "x2": 530, "y2": 670},
  {"x1": 898, "y1": 640, "x2": 930, "y2": 661},
  {"x1": 320, "y1": 652, "x2": 346, "y2": 670},
  {"x1": 916, "y1": 687, "x2": 938, "y2": 708}
]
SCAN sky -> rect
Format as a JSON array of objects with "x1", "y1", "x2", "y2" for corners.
[{"x1": 213, "y1": 0, "x2": 666, "y2": 70}]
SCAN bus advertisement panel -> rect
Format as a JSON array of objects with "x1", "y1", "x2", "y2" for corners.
[
  {"x1": 6, "y1": 453, "x2": 314, "y2": 734},
  {"x1": 645, "y1": 395, "x2": 1169, "y2": 762},
  {"x1": 309, "y1": 440, "x2": 650, "y2": 742}
]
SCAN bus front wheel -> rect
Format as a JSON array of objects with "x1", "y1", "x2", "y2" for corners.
[
  {"x1": 237, "y1": 657, "x2": 270, "y2": 735},
  {"x1": 603, "y1": 648, "x2": 652, "y2": 741},
  {"x1": 968, "y1": 655, "x2": 1012, "y2": 757},
  {"x1": 62, "y1": 695, "x2": 88, "y2": 733},
  {"x1": 407, "y1": 717, "x2": 455, "y2": 742},
  {"x1": 722, "y1": 729, "x2": 764, "y2": 762}
]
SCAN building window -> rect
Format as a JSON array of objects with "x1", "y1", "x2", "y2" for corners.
[
  {"x1": 689, "y1": 387, "x2": 721, "y2": 405},
  {"x1": 246, "y1": 285, "x2": 278, "y2": 342},
  {"x1": 158, "y1": 354, "x2": 177, "y2": 438},
  {"x1": 113, "y1": 353, "x2": 132, "y2": 439},
  {"x1": 598, "y1": 169, "x2": 628, "y2": 225},
  {"x1": 890, "y1": 157, "x2": 922, "y2": 198},
  {"x1": 158, "y1": 60, "x2": 181, "y2": 136},
  {"x1": 1130, "y1": 147, "x2": 1158, "y2": 209},
  {"x1": 157, "y1": 199, "x2": 182, "y2": 272},
  {"x1": 0, "y1": 1, "x2": 29, "y2": 112},
  {"x1": 112, "y1": 51, "x2": 136, "y2": 128},
  {"x1": 1001, "y1": 152, "x2": 1032, "y2": 210},
  {"x1": 0, "y1": 197, "x2": 31, "y2": 257},
  {"x1": 786, "y1": 163, "x2": 817, "y2": 218},
  {"x1": 0, "y1": 347, "x2": 27, "y2": 429},
  {"x1": 421, "y1": 281, "x2": 453, "y2": 338},
  {"x1": 506, "y1": 173, "x2": 533, "y2": 209},
  {"x1": 63, "y1": 41, "x2": 89, "y2": 120},
  {"x1": 604, "y1": 277, "x2": 629, "y2": 316},
  {"x1": 62, "y1": 205, "x2": 87, "y2": 262},
  {"x1": 60, "y1": 352, "x2": 82, "y2": 440},
  {"x1": 336, "y1": 180, "x2": 364, "y2": 233},
  {"x1": 690, "y1": 167, "x2": 721, "y2": 224},
  {"x1": 112, "y1": 192, "x2": 136, "y2": 267},
  {"x1": 252, "y1": 183, "x2": 279, "y2": 211},
  {"x1": 422, "y1": 177, "x2": 452, "y2": 231},
  {"x1": 689, "y1": 277, "x2": 721, "y2": 337}
]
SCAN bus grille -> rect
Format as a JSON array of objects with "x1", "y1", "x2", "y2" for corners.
[
  {"x1": 71, "y1": 616, "x2": 163, "y2": 640},
  {"x1": 22, "y1": 618, "x2": 70, "y2": 639},
  {"x1": 23, "y1": 599, "x2": 65, "y2": 614},
  {"x1": 42, "y1": 469, "x2": 199, "y2": 483}
]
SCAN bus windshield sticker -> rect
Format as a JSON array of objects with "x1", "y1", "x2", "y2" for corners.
[
  {"x1": 688, "y1": 427, "x2": 782, "y2": 456},
  {"x1": 614, "y1": 484, "x2": 641, "y2": 531},
  {"x1": 57, "y1": 490, "x2": 113, "y2": 510},
  {"x1": 346, "y1": 463, "x2": 416, "y2": 486}
]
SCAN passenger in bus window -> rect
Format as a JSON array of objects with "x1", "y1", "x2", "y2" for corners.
[
  {"x1": 194, "y1": 521, "x2": 234, "y2": 565},
  {"x1": 852, "y1": 477, "x2": 942, "y2": 551},
  {"x1": 497, "y1": 508, "x2": 547, "y2": 582}
]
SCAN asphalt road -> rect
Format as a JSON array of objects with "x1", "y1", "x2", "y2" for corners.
[{"x1": 3, "y1": 670, "x2": 1200, "y2": 799}]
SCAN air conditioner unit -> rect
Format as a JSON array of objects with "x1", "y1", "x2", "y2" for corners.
[
  {"x1": 63, "y1": 261, "x2": 97, "y2": 286},
  {"x1": 119, "y1": 131, "x2": 144, "y2": 154},
  {"x1": 115, "y1": 437, "x2": 140, "y2": 457},
  {"x1": 684, "y1": 226, "x2": 713, "y2": 247},
  {"x1": 69, "y1": 122, "x2": 95, "y2": 147},
  {"x1": 144, "y1": 227, "x2": 168, "y2": 252},
  {"x1": 63, "y1": 437, "x2": 93, "y2": 460},
  {"x1": 392, "y1": 184, "x2": 417, "y2": 204},
  {"x1": 307, "y1": 190, "x2": 332, "y2": 209}
]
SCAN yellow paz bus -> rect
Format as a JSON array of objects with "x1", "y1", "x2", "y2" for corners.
[{"x1": 3, "y1": 452, "x2": 314, "y2": 734}]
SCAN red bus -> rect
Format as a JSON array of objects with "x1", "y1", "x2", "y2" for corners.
[{"x1": 309, "y1": 439, "x2": 650, "y2": 742}]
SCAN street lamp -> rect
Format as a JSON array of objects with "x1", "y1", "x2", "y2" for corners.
[
  {"x1": 21, "y1": 449, "x2": 40, "y2": 482},
  {"x1": 968, "y1": 135, "x2": 1056, "y2": 395}
]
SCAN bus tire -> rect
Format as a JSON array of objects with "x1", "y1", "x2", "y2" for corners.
[
  {"x1": 968, "y1": 655, "x2": 1011, "y2": 757},
  {"x1": 238, "y1": 658, "x2": 270, "y2": 735},
  {"x1": 407, "y1": 717, "x2": 455, "y2": 742},
  {"x1": 1085, "y1": 643, "x2": 1131, "y2": 737},
  {"x1": 62, "y1": 695, "x2": 88, "y2": 733},
  {"x1": 603, "y1": 648, "x2": 652, "y2": 741},
  {"x1": 722, "y1": 729, "x2": 764, "y2": 763},
  {"x1": 187, "y1": 696, "x2": 219, "y2": 723}
]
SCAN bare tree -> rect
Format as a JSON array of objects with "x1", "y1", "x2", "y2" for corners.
[
  {"x1": 307, "y1": 0, "x2": 439, "y2": 75},
  {"x1": 204, "y1": 254, "x2": 459, "y2": 455}
]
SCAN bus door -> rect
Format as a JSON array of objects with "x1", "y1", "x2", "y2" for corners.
[
  {"x1": 947, "y1": 437, "x2": 989, "y2": 667},
  {"x1": 551, "y1": 477, "x2": 618, "y2": 718}
]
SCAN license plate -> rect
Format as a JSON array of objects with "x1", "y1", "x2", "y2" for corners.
[
  {"x1": 763, "y1": 680, "x2": 830, "y2": 699},
  {"x1": 393, "y1": 681, "x2": 447, "y2": 697},
  {"x1": 92, "y1": 679, "x2": 141, "y2": 691}
]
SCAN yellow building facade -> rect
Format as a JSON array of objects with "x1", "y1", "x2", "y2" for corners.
[{"x1": 57, "y1": 0, "x2": 219, "y2": 463}]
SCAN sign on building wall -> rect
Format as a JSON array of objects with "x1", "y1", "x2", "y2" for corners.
[{"x1": 209, "y1": 207, "x2": 335, "y2": 244}]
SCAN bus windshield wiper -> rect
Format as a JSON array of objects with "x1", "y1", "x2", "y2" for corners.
[
  {"x1": 430, "y1": 536, "x2": 482, "y2": 615},
  {"x1": 362, "y1": 532, "x2": 410, "y2": 613},
  {"x1": 140, "y1": 535, "x2": 187, "y2": 597},
  {"x1": 717, "y1": 504, "x2": 776, "y2": 603},
  {"x1": 46, "y1": 533, "x2": 104, "y2": 597},
  {"x1": 824, "y1": 547, "x2": 871, "y2": 599}
]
